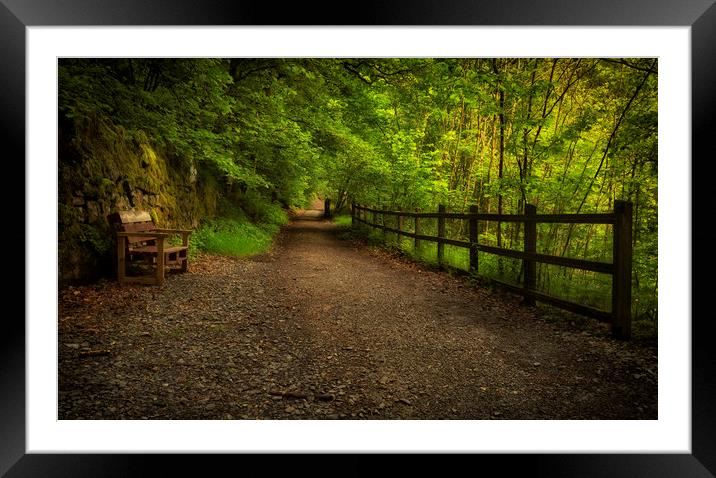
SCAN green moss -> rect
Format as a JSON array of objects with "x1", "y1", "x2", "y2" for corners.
[
  {"x1": 77, "y1": 223, "x2": 111, "y2": 255},
  {"x1": 140, "y1": 143, "x2": 158, "y2": 167},
  {"x1": 58, "y1": 203, "x2": 82, "y2": 225},
  {"x1": 59, "y1": 114, "x2": 230, "y2": 281}
]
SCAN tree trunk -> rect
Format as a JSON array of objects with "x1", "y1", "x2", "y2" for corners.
[{"x1": 493, "y1": 59, "x2": 505, "y2": 275}]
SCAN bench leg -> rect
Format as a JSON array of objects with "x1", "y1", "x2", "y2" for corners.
[
  {"x1": 117, "y1": 236, "x2": 126, "y2": 283},
  {"x1": 156, "y1": 243, "x2": 165, "y2": 286},
  {"x1": 181, "y1": 234, "x2": 190, "y2": 273}
]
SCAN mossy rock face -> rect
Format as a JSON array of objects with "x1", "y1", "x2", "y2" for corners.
[{"x1": 58, "y1": 115, "x2": 221, "y2": 284}]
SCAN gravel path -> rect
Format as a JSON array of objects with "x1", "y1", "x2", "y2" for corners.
[{"x1": 58, "y1": 210, "x2": 657, "y2": 420}]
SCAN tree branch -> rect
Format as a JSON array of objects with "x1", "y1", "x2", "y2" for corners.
[
  {"x1": 341, "y1": 61, "x2": 373, "y2": 85},
  {"x1": 600, "y1": 58, "x2": 658, "y2": 75}
]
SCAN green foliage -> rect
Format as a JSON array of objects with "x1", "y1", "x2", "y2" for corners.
[
  {"x1": 186, "y1": 192, "x2": 289, "y2": 259},
  {"x1": 189, "y1": 217, "x2": 279, "y2": 258},
  {"x1": 59, "y1": 57, "x2": 658, "y2": 329},
  {"x1": 332, "y1": 215, "x2": 353, "y2": 228},
  {"x1": 236, "y1": 191, "x2": 289, "y2": 229}
]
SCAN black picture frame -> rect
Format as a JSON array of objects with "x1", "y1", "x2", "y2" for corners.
[{"x1": 4, "y1": 0, "x2": 713, "y2": 476}]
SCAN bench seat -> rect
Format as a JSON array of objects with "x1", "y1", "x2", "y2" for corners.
[{"x1": 110, "y1": 210, "x2": 192, "y2": 286}]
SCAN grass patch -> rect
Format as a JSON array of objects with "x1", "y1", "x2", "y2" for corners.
[
  {"x1": 332, "y1": 214, "x2": 353, "y2": 228},
  {"x1": 537, "y1": 264, "x2": 611, "y2": 312},
  {"x1": 188, "y1": 197, "x2": 288, "y2": 259},
  {"x1": 189, "y1": 218, "x2": 278, "y2": 258},
  {"x1": 443, "y1": 244, "x2": 469, "y2": 271}
]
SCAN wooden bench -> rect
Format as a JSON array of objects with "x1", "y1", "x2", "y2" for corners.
[{"x1": 110, "y1": 210, "x2": 192, "y2": 286}]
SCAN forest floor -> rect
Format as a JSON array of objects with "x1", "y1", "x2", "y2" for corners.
[{"x1": 59, "y1": 208, "x2": 657, "y2": 420}]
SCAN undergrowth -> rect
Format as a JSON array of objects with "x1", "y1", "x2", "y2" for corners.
[
  {"x1": 332, "y1": 214, "x2": 353, "y2": 228},
  {"x1": 188, "y1": 196, "x2": 288, "y2": 259}
]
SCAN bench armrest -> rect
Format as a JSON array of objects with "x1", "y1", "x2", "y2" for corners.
[
  {"x1": 153, "y1": 228, "x2": 193, "y2": 234},
  {"x1": 152, "y1": 228, "x2": 191, "y2": 246},
  {"x1": 116, "y1": 231, "x2": 171, "y2": 238}
]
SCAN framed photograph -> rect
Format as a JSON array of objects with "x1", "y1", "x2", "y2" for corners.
[{"x1": 5, "y1": 0, "x2": 713, "y2": 475}]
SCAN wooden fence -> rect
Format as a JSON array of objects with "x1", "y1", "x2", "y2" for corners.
[{"x1": 351, "y1": 201, "x2": 633, "y2": 339}]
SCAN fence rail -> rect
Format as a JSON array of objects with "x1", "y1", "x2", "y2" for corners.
[{"x1": 351, "y1": 201, "x2": 633, "y2": 339}]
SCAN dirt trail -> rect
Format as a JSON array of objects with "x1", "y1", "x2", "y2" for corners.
[{"x1": 58, "y1": 210, "x2": 657, "y2": 420}]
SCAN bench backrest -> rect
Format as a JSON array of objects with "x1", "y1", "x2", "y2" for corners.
[{"x1": 110, "y1": 210, "x2": 157, "y2": 246}]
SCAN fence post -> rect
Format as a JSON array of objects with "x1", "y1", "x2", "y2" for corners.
[
  {"x1": 414, "y1": 208, "x2": 421, "y2": 253},
  {"x1": 469, "y1": 205, "x2": 479, "y2": 274},
  {"x1": 324, "y1": 198, "x2": 331, "y2": 218},
  {"x1": 372, "y1": 207, "x2": 377, "y2": 229},
  {"x1": 523, "y1": 204, "x2": 537, "y2": 306},
  {"x1": 382, "y1": 206, "x2": 388, "y2": 242},
  {"x1": 397, "y1": 211, "x2": 404, "y2": 248},
  {"x1": 437, "y1": 204, "x2": 446, "y2": 266},
  {"x1": 351, "y1": 202, "x2": 356, "y2": 228},
  {"x1": 612, "y1": 200, "x2": 633, "y2": 339}
]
